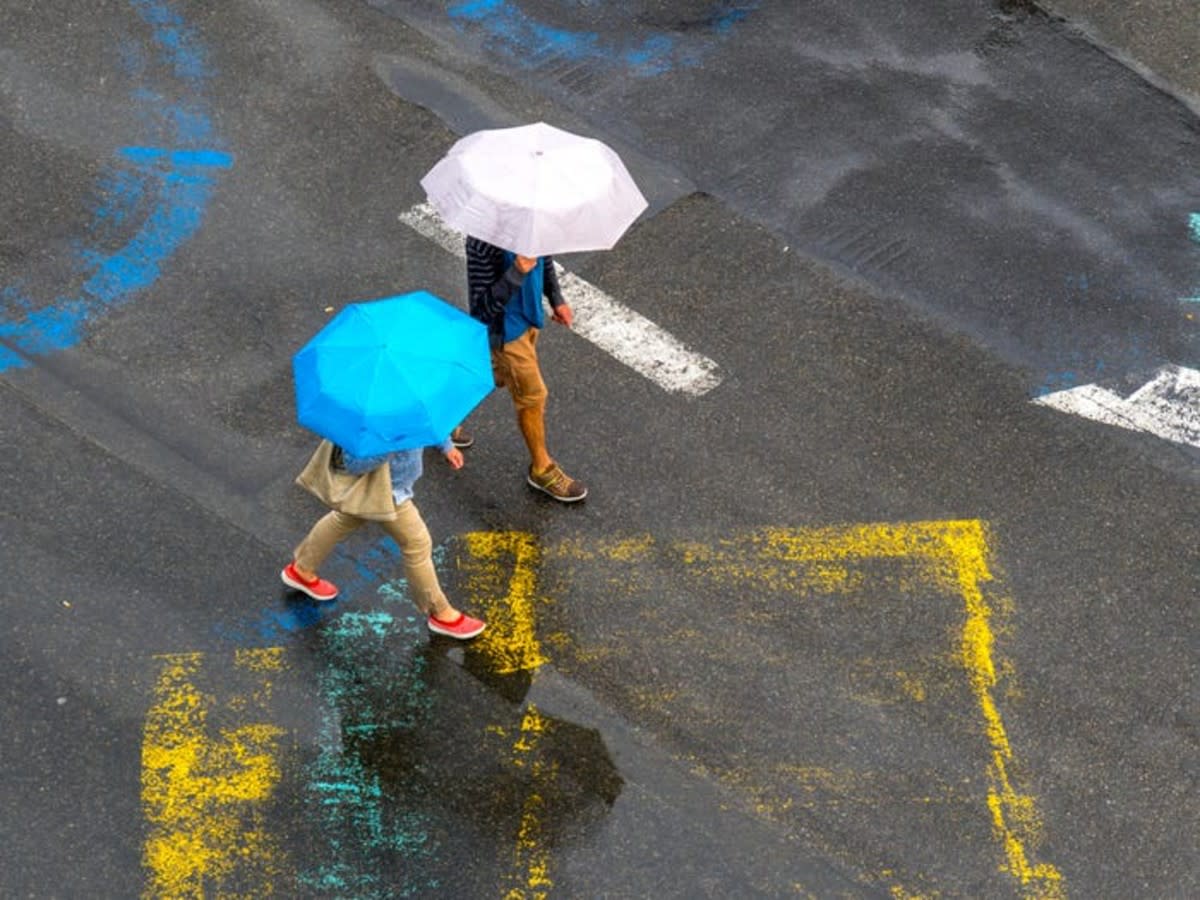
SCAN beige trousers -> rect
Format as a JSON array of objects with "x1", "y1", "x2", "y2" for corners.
[{"x1": 293, "y1": 499, "x2": 450, "y2": 616}]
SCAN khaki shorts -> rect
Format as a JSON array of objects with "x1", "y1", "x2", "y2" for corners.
[{"x1": 492, "y1": 327, "x2": 548, "y2": 411}]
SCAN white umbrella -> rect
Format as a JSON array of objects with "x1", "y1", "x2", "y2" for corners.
[{"x1": 419, "y1": 122, "x2": 649, "y2": 258}]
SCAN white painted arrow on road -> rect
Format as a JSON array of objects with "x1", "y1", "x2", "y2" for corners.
[
  {"x1": 1033, "y1": 364, "x2": 1200, "y2": 449},
  {"x1": 399, "y1": 203, "x2": 722, "y2": 397}
]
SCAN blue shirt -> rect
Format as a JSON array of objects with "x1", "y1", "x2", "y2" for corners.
[
  {"x1": 502, "y1": 251, "x2": 545, "y2": 343},
  {"x1": 465, "y1": 237, "x2": 564, "y2": 349},
  {"x1": 341, "y1": 439, "x2": 452, "y2": 505}
]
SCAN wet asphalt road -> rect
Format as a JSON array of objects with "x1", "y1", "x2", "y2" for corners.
[{"x1": 2, "y1": 2, "x2": 1197, "y2": 898}]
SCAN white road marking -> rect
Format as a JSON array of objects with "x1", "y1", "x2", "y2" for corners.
[
  {"x1": 1033, "y1": 364, "x2": 1200, "y2": 449},
  {"x1": 399, "y1": 202, "x2": 722, "y2": 396}
]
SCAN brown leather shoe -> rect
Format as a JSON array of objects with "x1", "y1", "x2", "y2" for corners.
[{"x1": 527, "y1": 463, "x2": 587, "y2": 502}]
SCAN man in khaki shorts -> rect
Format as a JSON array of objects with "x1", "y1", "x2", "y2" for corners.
[{"x1": 453, "y1": 235, "x2": 586, "y2": 502}]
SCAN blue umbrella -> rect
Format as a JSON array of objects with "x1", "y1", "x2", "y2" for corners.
[{"x1": 293, "y1": 291, "x2": 493, "y2": 456}]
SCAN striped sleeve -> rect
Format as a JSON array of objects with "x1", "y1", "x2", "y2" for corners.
[{"x1": 465, "y1": 236, "x2": 524, "y2": 324}]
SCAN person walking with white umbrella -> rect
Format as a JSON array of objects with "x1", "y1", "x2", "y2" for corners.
[
  {"x1": 421, "y1": 122, "x2": 648, "y2": 502},
  {"x1": 461, "y1": 238, "x2": 585, "y2": 501}
]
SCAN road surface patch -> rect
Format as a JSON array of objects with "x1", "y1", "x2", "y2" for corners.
[
  {"x1": 445, "y1": 1, "x2": 758, "y2": 78},
  {"x1": 1034, "y1": 214, "x2": 1200, "y2": 450}
]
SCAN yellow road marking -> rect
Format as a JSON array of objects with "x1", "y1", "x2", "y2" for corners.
[
  {"x1": 137, "y1": 522, "x2": 1058, "y2": 898},
  {"x1": 460, "y1": 534, "x2": 557, "y2": 895},
  {"x1": 503, "y1": 704, "x2": 556, "y2": 900},
  {"x1": 141, "y1": 649, "x2": 286, "y2": 898},
  {"x1": 461, "y1": 531, "x2": 549, "y2": 674}
]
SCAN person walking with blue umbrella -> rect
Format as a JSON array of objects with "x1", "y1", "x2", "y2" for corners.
[
  {"x1": 282, "y1": 438, "x2": 486, "y2": 640},
  {"x1": 284, "y1": 292, "x2": 494, "y2": 639}
]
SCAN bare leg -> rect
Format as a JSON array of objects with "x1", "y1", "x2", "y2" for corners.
[{"x1": 517, "y1": 403, "x2": 553, "y2": 472}]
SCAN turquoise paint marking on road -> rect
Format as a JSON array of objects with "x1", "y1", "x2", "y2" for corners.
[
  {"x1": 236, "y1": 566, "x2": 449, "y2": 893},
  {"x1": 447, "y1": 0, "x2": 759, "y2": 78},
  {"x1": 1184, "y1": 213, "x2": 1200, "y2": 303},
  {"x1": 300, "y1": 604, "x2": 439, "y2": 898},
  {"x1": 0, "y1": 0, "x2": 230, "y2": 373}
]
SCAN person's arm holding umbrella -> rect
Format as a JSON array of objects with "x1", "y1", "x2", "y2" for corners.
[
  {"x1": 539, "y1": 255, "x2": 572, "y2": 328},
  {"x1": 339, "y1": 440, "x2": 463, "y2": 475}
]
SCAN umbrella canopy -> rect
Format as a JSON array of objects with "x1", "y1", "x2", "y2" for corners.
[
  {"x1": 420, "y1": 122, "x2": 649, "y2": 258},
  {"x1": 293, "y1": 291, "x2": 493, "y2": 457}
]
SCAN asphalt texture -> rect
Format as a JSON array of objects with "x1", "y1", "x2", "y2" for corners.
[
  {"x1": 2, "y1": 2, "x2": 1197, "y2": 898},
  {"x1": 1040, "y1": 0, "x2": 1200, "y2": 111}
]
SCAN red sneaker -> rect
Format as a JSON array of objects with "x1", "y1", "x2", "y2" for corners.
[
  {"x1": 427, "y1": 612, "x2": 486, "y2": 640},
  {"x1": 280, "y1": 563, "x2": 339, "y2": 602}
]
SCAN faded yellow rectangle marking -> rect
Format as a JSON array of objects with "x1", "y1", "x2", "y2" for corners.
[
  {"x1": 459, "y1": 522, "x2": 1060, "y2": 897},
  {"x1": 141, "y1": 649, "x2": 287, "y2": 898},
  {"x1": 551, "y1": 522, "x2": 1063, "y2": 899},
  {"x1": 756, "y1": 521, "x2": 1063, "y2": 898}
]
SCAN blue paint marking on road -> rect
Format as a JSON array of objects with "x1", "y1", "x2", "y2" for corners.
[
  {"x1": 89, "y1": 168, "x2": 146, "y2": 229},
  {"x1": 212, "y1": 542, "x2": 455, "y2": 646},
  {"x1": 210, "y1": 558, "x2": 373, "y2": 646},
  {"x1": 121, "y1": 146, "x2": 234, "y2": 169},
  {"x1": 1064, "y1": 273, "x2": 1090, "y2": 293},
  {"x1": 129, "y1": 0, "x2": 210, "y2": 80},
  {"x1": 447, "y1": 0, "x2": 759, "y2": 77},
  {"x1": 0, "y1": 0, "x2": 230, "y2": 373},
  {"x1": 84, "y1": 148, "x2": 231, "y2": 303},
  {"x1": 211, "y1": 595, "x2": 332, "y2": 646}
]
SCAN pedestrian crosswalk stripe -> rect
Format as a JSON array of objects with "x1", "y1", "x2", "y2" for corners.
[
  {"x1": 1033, "y1": 364, "x2": 1200, "y2": 449},
  {"x1": 399, "y1": 202, "x2": 723, "y2": 397}
]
